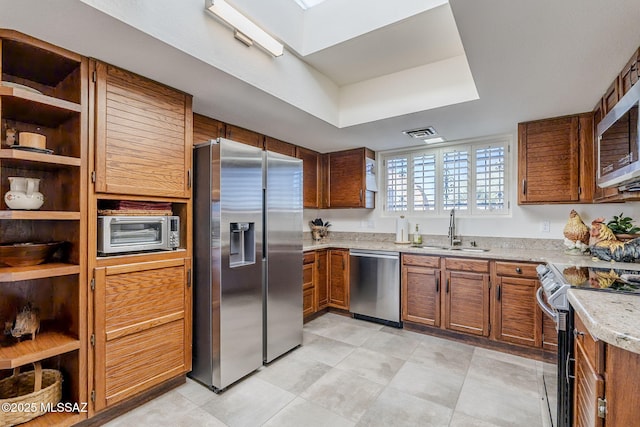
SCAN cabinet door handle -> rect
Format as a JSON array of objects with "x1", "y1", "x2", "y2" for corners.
[
  {"x1": 522, "y1": 179, "x2": 527, "y2": 195},
  {"x1": 435, "y1": 276, "x2": 439, "y2": 293},
  {"x1": 359, "y1": 189, "x2": 363, "y2": 204},
  {"x1": 573, "y1": 328, "x2": 585, "y2": 339},
  {"x1": 497, "y1": 284, "x2": 501, "y2": 301},
  {"x1": 446, "y1": 278, "x2": 450, "y2": 293},
  {"x1": 515, "y1": 267, "x2": 522, "y2": 274}
]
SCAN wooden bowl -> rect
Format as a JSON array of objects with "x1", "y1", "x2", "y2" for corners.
[
  {"x1": 0, "y1": 242, "x2": 62, "y2": 267},
  {"x1": 18, "y1": 132, "x2": 46, "y2": 149}
]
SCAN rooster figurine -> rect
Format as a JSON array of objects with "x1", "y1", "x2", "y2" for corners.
[
  {"x1": 590, "y1": 218, "x2": 640, "y2": 263},
  {"x1": 563, "y1": 210, "x2": 590, "y2": 254}
]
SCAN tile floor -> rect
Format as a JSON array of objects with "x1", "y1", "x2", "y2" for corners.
[{"x1": 104, "y1": 313, "x2": 553, "y2": 427}]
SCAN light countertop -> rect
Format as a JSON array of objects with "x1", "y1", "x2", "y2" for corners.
[
  {"x1": 305, "y1": 236, "x2": 640, "y2": 355},
  {"x1": 569, "y1": 289, "x2": 640, "y2": 355}
]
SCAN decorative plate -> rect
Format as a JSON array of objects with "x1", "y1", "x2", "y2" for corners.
[{"x1": 9, "y1": 145, "x2": 54, "y2": 155}]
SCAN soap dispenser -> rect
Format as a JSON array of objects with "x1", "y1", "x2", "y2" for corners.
[{"x1": 413, "y1": 224, "x2": 422, "y2": 245}]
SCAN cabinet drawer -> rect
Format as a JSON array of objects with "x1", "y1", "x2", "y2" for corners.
[
  {"x1": 303, "y1": 288, "x2": 314, "y2": 317},
  {"x1": 303, "y1": 252, "x2": 315, "y2": 264},
  {"x1": 495, "y1": 261, "x2": 538, "y2": 278},
  {"x1": 302, "y1": 262, "x2": 314, "y2": 290},
  {"x1": 444, "y1": 258, "x2": 489, "y2": 273},
  {"x1": 574, "y1": 313, "x2": 604, "y2": 373},
  {"x1": 403, "y1": 254, "x2": 440, "y2": 268}
]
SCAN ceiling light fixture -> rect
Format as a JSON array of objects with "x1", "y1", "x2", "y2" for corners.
[{"x1": 205, "y1": 0, "x2": 284, "y2": 57}]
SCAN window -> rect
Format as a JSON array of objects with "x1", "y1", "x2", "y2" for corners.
[{"x1": 382, "y1": 137, "x2": 510, "y2": 215}]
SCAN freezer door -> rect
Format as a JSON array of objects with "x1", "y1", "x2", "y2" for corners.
[{"x1": 264, "y1": 151, "x2": 303, "y2": 363}]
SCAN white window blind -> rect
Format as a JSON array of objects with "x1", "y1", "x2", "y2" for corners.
[{"x1": 382, "y1": 137, "x2": 510, "y2": 216}]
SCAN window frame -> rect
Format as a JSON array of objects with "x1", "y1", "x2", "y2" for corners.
[{"x1": 381, "y1": 135, "x2": 511, "y2": 217}]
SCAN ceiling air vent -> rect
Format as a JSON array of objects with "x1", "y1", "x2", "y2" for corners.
[{"x1": 402, "y1": 127, "x2": 438, "y2": 139}]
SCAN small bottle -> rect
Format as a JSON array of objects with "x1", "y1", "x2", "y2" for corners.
[{"x1": 413, "y1": 224, "x2": 422, "y2": 245}]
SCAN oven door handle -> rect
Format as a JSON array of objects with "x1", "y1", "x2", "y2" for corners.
[{"x1": 536, "y1": 287, "x2": 558, "y2": 322}]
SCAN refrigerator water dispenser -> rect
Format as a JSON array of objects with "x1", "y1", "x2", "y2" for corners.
[{"x1": 230, "y1": 222, "x2": 255, "y2": 267}]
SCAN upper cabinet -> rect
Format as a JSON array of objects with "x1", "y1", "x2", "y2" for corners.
[
  {"x1": 225, "y1": 124, "x2": 263, "y2": 148},
  {"x1": 265, "y1": 136, "x2": 296, "y2": 157},
  {"x1": 619, "y1": 48, "x2": 640, "y2": 98},
  {"x1": 92, "y1": 61, "x2": 192, "y2": 198},
  {"x1": 296, "y1": 146, "x2": 322, "y2": 208},
  {"x1": 518, "y1": 113, "x2": 594, "y2": 204},
  {"x1": 193, "y1": 113, "x2": 224, "y2": 145},
  {"x1": 328, "y1": 147, "x2": 375, "y2": 208}
]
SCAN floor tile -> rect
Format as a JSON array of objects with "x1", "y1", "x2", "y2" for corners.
[
  {"x1": 449, "y1": 411, "x2": 503, "y2": 427},
  {"x1": 301, "y1": 368, "x2": 383, "y2": 422},
  {"x1": 334, "y1": 347, "x2": 405, "y2": 385},
  {"x1": 263, "y1": 397, "x2": 355, "y2": 427},
  {"x1": 466, "y1": 350, "x2": 540, "y2": 395},
  {"x1": 360, "y1": 329, "x2": 420, "y2": 360},
  {"x1": 409, "y1": 336, "x2": 474, "y2": 376},
  {"x1": 103, "y1": 391, "x2": 226, "y2": 427},
  {"x1": 388, "y1": 360, "x2": 465, "y2": 409},
  {"x1": 176, "y1": 378, "x2": 218, "y2": 406},
  {"x1": 257, "y1": 351, "x2": 332, "y2": 394},
  {"x1": 308, "y1": 321, "x2": 378, "y2": 346},
  {"x1": 293, "y1": 334, "x2": 356, "y2": 366},
  {"x1": 356, "y1": 387, "x2": 452, "y2": 427},
  {"x1": 200, "y1": 376, "x2": 295, "y2": 427}
]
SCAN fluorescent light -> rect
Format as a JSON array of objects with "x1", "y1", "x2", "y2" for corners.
[
  {"x1": 293, "y1": 0, "x2": 329, "y2": 10},
  {"x1": 205, "y1": 0, "x2": 284, "y2": 57},
  {"x1": 424, "y1": 137, "x2": 445, "y2": 144}
]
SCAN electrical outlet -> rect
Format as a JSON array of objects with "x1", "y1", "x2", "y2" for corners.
[{"x1": 540, "y1": 220, "x2": 550, "y2": 233}]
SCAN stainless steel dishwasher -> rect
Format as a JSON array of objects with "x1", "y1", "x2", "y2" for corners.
[{"x1": 349, "y1": 249, "x2": 401, "y2": 327}]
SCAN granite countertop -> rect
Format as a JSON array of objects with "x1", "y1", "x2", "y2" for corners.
[
  {"x1": 303, "y1": 238, "x2": 586, "y2": 264},
  {"x1": 569, "y1": 289, "x2": 640, "y2": 355}
]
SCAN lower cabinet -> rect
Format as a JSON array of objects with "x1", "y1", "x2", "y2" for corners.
[
  {"x1": 302, "y1": 252, "x2": 315, "y2": 317},
  {"x1": 573, "y1": 311, "x2": 605, "y2": 427},
  {"x1": 401, "y1": 254, "x2": 441, "y2": 326},
  {"x1": 315, "y1": 249, "x2": 329, "y2": 310},
  {"x1": 328, "y1": 249, "x2": 349, "y2": 309},
  {"x1": 92, "y1": 257, "x2": 191, "y2": 411},
  {"x1": 443, "y1": 258, "x2": 490, "y2": 337},
  {"x1": 493, "y1": 261, "x2": 542, "y2": 347}
]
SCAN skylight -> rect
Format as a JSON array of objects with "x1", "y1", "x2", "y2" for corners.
[{"x1": 293, "y1": 0, "x2": 328, "y2": 10}]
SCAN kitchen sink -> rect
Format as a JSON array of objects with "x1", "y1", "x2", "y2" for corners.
[
  {"x1": 411, "y1": 245, "x2": 489, "y2": 252},
  {"x1": 448, "y1": 247, "x2": 490, "y2": 252}
]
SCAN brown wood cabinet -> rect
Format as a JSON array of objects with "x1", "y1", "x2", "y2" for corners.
[
  {"x1": 92, "y1": 257, "x2": 191, "y2": 412},
  {"x1": 619, "y1": 48, "x2": 640, "y2": 98},
  {"x1": 572, "y1": 310, "x2": 640, "y2": 426},
  {"x1": 493, "y1": 261, "x2": 541, "y2": 348},
  {"x1": 265, "y1": 136, "x2": 296, "y2": 157},
  {"x1": 92, "y1": 62, "x2": 192, "y2": 199},
  {"x1": 296, "y1": 146, "x2": 322, "y2": 208},
  {"x1": 0, "y1": 30, "x2": 88, "y2": 427},
  {"x1": 443, "y1": 258, "x2": 490, "y2": 337},
  {"x1": 573, "y1": 312, "x2": 605, "y2": 427},
  {"x1": 302, "y1": 252, "x2": 315, "y2": 318},
  {"x1": 193, "y1": 113, "x2": 224, "y2": 145},
  {"x1": 225, "y1": 124, "x2": 263, "y2": 148},
  {"x1": 327, "y1": 148, "x2": 375, "y2": 209},
  {"x1": 328, "y1": 249, "x2": 349, "y2": 309},
  {"x1": 401, "y1": 254, "x2": 441, "y2": 326},
  {"x1": 602, "y1": 78, "x2": 621, "y2": 116},
  {"x1": 518, "y1": 113, "x2": 594, "y2": 204},
  {"x1": 315, "y1": 249, "x2": 329, "y2": 309}
]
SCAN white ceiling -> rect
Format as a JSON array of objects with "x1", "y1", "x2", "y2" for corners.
[{"x1": 1, "y1": 0, "x2": 639, "y2": 154}]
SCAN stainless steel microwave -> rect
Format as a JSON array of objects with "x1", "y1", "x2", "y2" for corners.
[
  {"x1": 97, "y1": 215, "x2": 180, "y2": 255},
  {"x1": 597, "y1": 81, "x2": 640, "y2": 189}
]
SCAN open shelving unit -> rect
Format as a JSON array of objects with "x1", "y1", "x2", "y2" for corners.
[{"x1": 0, "y1": 29, "x2": 87, "y2": 426}]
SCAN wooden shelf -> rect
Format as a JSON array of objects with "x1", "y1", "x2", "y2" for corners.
[
  {"x1": 0, "y1": 149, "x2": 81, "y2": 168},
  {"x1": 0, "y1": 331, "x2": 80, "y2": 369},
  {"x1": 0, "y1": 263, "x2": 80, "y2": 282},
  {"x1": 0, "y1": 87, "x2": 81, "y2": 128},
  {"x1": 0, "y1": 211, "x2": 80, "y2": 220}
]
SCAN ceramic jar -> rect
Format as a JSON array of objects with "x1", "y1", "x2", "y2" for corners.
[{"x1": 4, "y1": 177, "x2": 44, "y2": 210}]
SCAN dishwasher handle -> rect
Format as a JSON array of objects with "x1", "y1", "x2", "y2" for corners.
[{"x1": 349, "y1": 250, "x2": 399, "y2": 260}]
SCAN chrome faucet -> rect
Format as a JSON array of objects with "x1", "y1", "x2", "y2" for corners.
[{"x1": 448, "y1": 209, "x2": 461, "y2": 246}]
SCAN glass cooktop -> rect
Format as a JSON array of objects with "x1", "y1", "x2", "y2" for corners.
[{"x1": 555, "y1": 263, "x2": 640, "y2": 294}]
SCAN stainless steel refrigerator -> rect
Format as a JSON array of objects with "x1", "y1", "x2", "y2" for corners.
[{"x1": 190, "y1": 138, "x2": 302, "y2": 391}]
